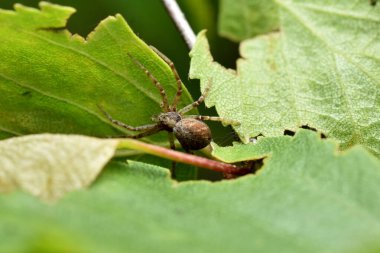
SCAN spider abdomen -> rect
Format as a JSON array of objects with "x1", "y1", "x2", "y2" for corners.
[{"x1": 173, "y1": 118, "x2": 212, "y2": 151}]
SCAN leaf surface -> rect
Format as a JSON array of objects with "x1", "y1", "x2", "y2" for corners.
[
  {"x1": 0, "y1": 2, "x2": 193, "y2": 143},
  {"x1": 190, "y1": 0, "x2": 380, "y2": 157},
  {"x1": 1, "y1": 130, "x2": 380, "y2": 252},
  {"x1": 0, "y1": 134, "x2": 118, "y2": 201},
  {"x1": 219, "y1": 0, "x2": 279, "y2": 41}
]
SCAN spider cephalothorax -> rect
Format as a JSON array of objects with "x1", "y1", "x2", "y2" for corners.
[
  {"x1": 154, "y1": 111, "x2": 181, "y2": 130},
  {"x1": 151, "y1": 110, "x2": 212, "y2": 151},
  {"x1": 99, "y1": 46, "x2": 239, "y2": 152}
]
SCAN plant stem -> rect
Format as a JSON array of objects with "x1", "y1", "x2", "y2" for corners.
[
  {"x1": 117, "y1": 139, "x2": 250, "y2": 176},
  {"x1": 161, "y1": 0, "x2": 196, "y2": 49}
]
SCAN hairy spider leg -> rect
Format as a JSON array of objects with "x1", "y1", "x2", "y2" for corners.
[
  {"x1": 127, "y1": 126, "x2": 163, "y2": 139},
  {"x1": 186, "y1": 115, "x2": 241, "y2": 126},
  {"x1": 178, "y1": 79, "x2": 212, "y2": 114},
  {"x1": 127, "y1": 53, "x2": 170, "y2": 112},
  {"x1": 105, "y1": 126, "x2": 163, "y2": 139},
  {"x1": 98, "y1": 105, "x2": 157, "y2": 131},
  {"x1": 150, "y1": 46, "x2": 183, "y2": 111},
  {"x1": 167, "y1": 131, "x2": 177, "y2": 178},
  {"x1": 168, "y1": 131, "x2": 176, "y2": 150}
]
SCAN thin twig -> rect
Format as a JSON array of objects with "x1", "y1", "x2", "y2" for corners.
[{"x1": 161, "y1": 0, "x2": 196, "y2": 49}]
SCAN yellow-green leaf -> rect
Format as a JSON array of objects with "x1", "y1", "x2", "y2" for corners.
[
  {"x1": 219, "y1": 0, "x2": 279, "y2": 41},
  {"x1": 0, "y1": 134, "x2": 118, "y2": 201},
  {"x1": 190, "y1": 0, "x2": 380, "y2": 157}
]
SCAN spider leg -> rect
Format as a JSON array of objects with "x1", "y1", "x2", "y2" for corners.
[
  {"x1": 178, "y1": 79, "x2": 212, "y2": 114},
  {"x1": 186, "y1": 115, "x2": 241, "y2": 126},
  {"x1": 127, "y1": 53, "x2": 170, "y2": 112},
  {"x1": 98, "y1": 105, "x2": 157, "y2": 131},
  {"x1": 168, "y1": 132, "x2": 177, "y2": 179},
  {"x1": 128, "y1": 126, "x2": 163, "y2": 139},
  {"x1": 168, "y1": 131, "x2": 176, "y2": 150},
  {"x1": 150, "y1": 46, "x2": 183, "y2": 111}
]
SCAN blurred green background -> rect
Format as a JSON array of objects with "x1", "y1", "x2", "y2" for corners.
[{"x1": 0, "y1": 0, "x2": 239, "y2": 142}]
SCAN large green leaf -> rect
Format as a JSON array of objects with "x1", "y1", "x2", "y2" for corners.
[
  {"x1": 1, "y1": 130, "x2": 380, "y2": 252},
  {"x1": 218, "y1": 0, "x2": 279, "y2": 41},
  {"x1": 0, "y1": 2, "x2": 193, "y2": 143},
  {"x1": 190, "y1": 0, "x2": 380, "y2": 157}
]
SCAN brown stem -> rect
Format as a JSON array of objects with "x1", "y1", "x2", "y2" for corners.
[{"x1": 117, "y1": 139, "x2": 250, "y2": 176}]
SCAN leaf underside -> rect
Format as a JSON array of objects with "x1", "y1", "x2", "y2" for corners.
[
  {"x1": 190, "y1": 0, "x2": 380, "y2": 158},
  {"x1": 0, "y1": 134, "x2": 118, "y2": 201},
  {"x1": 218, "y1": 0, "x2": 279, "y2": 41}
]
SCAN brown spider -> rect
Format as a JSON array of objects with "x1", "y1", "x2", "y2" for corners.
[{"x1": 99, "y1": 46, "x2": 239, "y2": 153}]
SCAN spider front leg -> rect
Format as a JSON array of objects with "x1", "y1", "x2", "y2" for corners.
[
  {"x1": 103, "y1": 126, "x2": 162, "y2": 139},
  {"x1": 178, "y1": 79, "x2": 240, "y2": 126},
  {"x1": 127, "y1": 126, "x2": 162, "y2": 139},
  {"x1": 186, "y1": 115, "x2": 240, "y2": 126},
  {"x1": 127, "y1": 53, "x2": 170, "y2": 112},
  {"x1": 178, "y1": 79, "x2": 211, "y2": 114},
  {"x1": 167, "y1": 132, "x2": 177, "y2": 178},
  {"x1": 150, "y1": 46, "x2": 183, "y2": 111},
  {"x1": 98, "y1": 105, "x2": 158, "y2": 132}
]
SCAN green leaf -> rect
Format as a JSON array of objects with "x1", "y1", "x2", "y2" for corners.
[
  {"x1": 1, "y1": 130, "x2": 380, "y2": 252},
  {"x1": 0, "y1": 2, "x2": 193, "y2": 143},
  {"x1": 190, "y1": 0, "x2": 380, "y2": 157},
  {"x1": 218, "y1": 0, "x2": 279, "y2": 41},
  {"x1": 211, "y1": 135, "x2": 292, "y2": 163},
  {"x1": 0, "y1": 134, "x2": 118, "y2": 201}
]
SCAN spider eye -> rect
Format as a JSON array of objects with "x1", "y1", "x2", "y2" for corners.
[{"x1": 173, "y1": 118, "x2": 212, "y2": 151}]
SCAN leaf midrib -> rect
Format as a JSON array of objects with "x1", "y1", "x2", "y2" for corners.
[
  {"x1": 0, "y1": 71, "x2": 120, "y2": 133},
  {"x1": 27, "y1": 30, "x2": 162, "y2": 105},
  {"x1": 9, "y1": 29, "x2": 165, "y2": 132}
]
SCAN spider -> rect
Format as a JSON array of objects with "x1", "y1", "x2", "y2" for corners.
[{"x1": 99, "y1": 46, "x2": 239, "y2": 153}]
